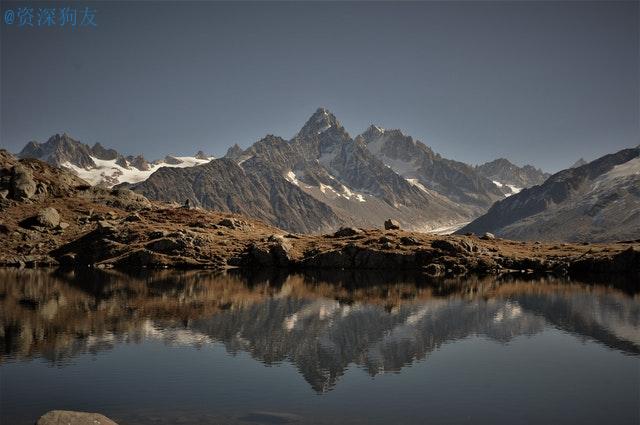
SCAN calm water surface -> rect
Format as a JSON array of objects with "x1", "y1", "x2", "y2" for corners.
[{"x1": 1, "y1": 269, "x2": 638, "y2": 424}]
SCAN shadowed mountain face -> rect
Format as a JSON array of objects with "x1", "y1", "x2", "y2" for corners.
[
  {"x1": 1, "y1": 269, "x2": 638, "y2": 393},
  {"x1": 459, "y1": 147, "x2": 640, "y2": 242}
]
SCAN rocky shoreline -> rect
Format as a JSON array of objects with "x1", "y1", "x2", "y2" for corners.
[{"x1": 2, "y1": 150, "x2": 639, "y2": 279}]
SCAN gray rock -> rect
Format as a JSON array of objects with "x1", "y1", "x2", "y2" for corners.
[
  {"x1": 36, "y1": 410, "x2": 118, "y2": 425},
  {"x1": 36, "y1": 207, "x2": 61, "y2": 228},
  {"x1": 481, "y1": 232, "x2": 496, "y2": 240},
  {"x1": 384, "y1": 219, "x2": 401, "y2": 230},
  {"x1": 10, "y1": 165, "x2": 36, "y2": 200}
]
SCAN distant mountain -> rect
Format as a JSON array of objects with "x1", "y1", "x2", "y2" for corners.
[
  {"x1": 357, "y1": 125, "x2": 505, "y2": 214},
  {"x1": 458, "y1": 147, "x2": 640, "y2": 242},
  {"x1": 476, "y1": 158, "x2": 550, "y2": 196},
  {"x1": 570, "y1": 158, "x2": 588, "y2": 168},
  {"x1": 16, "y1": 109, "x2": 550, "y2": 234},
  {"x1": 18, "y1": 133, "x2": 214, "y2": 186},
  {"x1": 128, "y1": 109, "x2": 470, "y2": 233}
]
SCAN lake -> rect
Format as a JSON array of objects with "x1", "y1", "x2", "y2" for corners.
[{"x1": 1, "y1": 269, "x2": 638, "y2": 424}]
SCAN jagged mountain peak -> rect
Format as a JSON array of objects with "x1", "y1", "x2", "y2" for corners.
[
  {"x1": 194, "y1": 150, "x2": 209, "y2": 160},
  {"x1": 360, "y1": 124, "x2": 386, "y2": 140},
  {"x1": 298, "y1": 107, "x2": 343, "y2": 138},
  {"x1": 225, "y1": 143, "x2": 244, "y2": 160}
]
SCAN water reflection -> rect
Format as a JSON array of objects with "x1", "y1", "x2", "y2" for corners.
[{"x1": 0, "y1": 269, "x2": 638, "y2": 392}]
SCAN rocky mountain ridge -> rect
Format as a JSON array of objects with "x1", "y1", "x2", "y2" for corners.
[
  {"x1": 18, "y1": 133, "x2": 214, "y2": 186},
  {"x1": 128, "y1": 108, "x2": 548, "y2": 232},
  {"x1": 459, "y1": 147, "x2": 640, "y2": 242},
  {"x1": 15, "y1": 108, "x2": 550, "y2": 233}
]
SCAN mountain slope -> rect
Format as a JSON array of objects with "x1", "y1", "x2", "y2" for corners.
[{"x1": 458, "y1": 147, "x2": 640, "y2": 242}]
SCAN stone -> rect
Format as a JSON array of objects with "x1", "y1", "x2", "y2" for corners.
[
  {"x1": 36, "y1": 410, "x2": 118, "y2": 425},
  {"x1": 333, "y1": 227, "x2": 362, "y2": 237},
  {"x1": 424, "y1": 263, "x2": 445, "y2": 276},
  {"x1": 431, "y1": 239, "x2": 460, "y2": 254},
  {"x1": 146, "y1": 238, "x2": 186, "y2": 254},
  {"x1": 481, "y1": 232, "x2": 496, "y2": 240},
  {"x1": 149, "y1": 230, "x2": 168, "y2": 239},
  {"x1": 451, "y1": 263, "x2": 468, "y2": 275},
  {"x1": 10, "y1": 164, "x2": 36, "y2": 201},
  {"x1": 36, "y1": 207, "x2": 61, "y2": 228},
  {"x1": 384, "y1": 219, "x2": 401, "y2": 230},
  {"x1": 400, "y1": 236, "x2": 420, "y2": 246},
  {"x1": 125, "y1": 213, "x2": 142, "y2": 222},
  {"x1": 219, "y1": 218, "x2": 240, "y2": 229},
  {"x1": 58, "y1": 222, "x2": 70, "y2": 230}
]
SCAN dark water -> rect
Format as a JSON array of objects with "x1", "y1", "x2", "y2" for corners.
[{"x1": 0, "y1": 269, "x2": 639, "y2": 425}]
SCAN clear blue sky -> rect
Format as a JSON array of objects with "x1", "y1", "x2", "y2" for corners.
[{"x1": 1, "y1": 1, "x2": 638, "y2": 172}]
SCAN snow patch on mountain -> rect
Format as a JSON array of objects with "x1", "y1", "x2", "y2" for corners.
[{"x1": 63, "y1": 155, "x2": 213, "y2": 186}]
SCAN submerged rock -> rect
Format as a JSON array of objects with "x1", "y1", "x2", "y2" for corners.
[{"x1": 36, "y1": 410, "x2": 118, "y2": 425}]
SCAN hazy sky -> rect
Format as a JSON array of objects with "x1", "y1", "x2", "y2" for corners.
[{"x1": 1, "y1": 1, "x2": 638, "y2": 172}]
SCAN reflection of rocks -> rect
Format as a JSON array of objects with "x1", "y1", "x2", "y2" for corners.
[{"x1": 0, "y1": 269, "x2": 638, "y2": 393}]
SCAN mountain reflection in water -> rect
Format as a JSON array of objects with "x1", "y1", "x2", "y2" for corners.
[{"x1": 1, "y1": 269, "x2": 638, "y2": 394}]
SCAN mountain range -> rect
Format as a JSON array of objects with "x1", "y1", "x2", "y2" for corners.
[
  {"x1": 15, "y1": 108, "x2": 549, "y2": 234},
  {"x1": 459, "y1": 147, "x2": 640, "y2": 242},
  {"x1": 18, "y1": 133, "x2": 213, "y2": 187}
]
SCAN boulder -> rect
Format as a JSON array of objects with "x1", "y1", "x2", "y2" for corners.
[
  {"x1": 424, "y1": 263, "x2": 445, "y2": 276},
  {"x1": 10, "y1": 165, "x2": 36, "y2": 200},
  {"x1": 36, "y1": 207, "x2": 61, "y2": 228},
  {"x1": 218, "y1": 218, "x2": 240, "y2": 229},
  {"x1": 400, "y1": 236, "x2": 420, "y2": 246},
  {"x1": 384, "y1": 219, "x2": 401, "y2": 230},
  {"x1": 36, "y1": 410, "x2": 118, "y2": 425},
  {"x1": 333, "y1": 227, "x2": 362, "y2": 237},
  {"x1": 146, "y1": 237, "x2": 187, "y2": 254},
  {"x1": 481, "y1": 232, "x2": 496, "y2": 240},
  {"x1": 431, "y1": 239, "x2": 461, "y2": 254}
]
